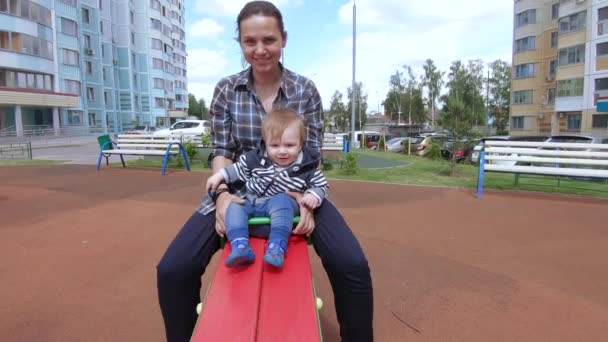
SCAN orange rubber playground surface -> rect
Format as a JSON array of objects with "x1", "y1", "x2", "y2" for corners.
[{"x1": 1, "y1": 164, "x2": 607, "y2": 342}]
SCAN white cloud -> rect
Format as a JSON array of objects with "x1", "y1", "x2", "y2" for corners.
[
  {"x1": 190, "y1": 18, "x2": 225, "y2": 39},
  {"x1": 187, "y1": 49, "x2": 230, "y2": 101},
  {"x1": 194, "y1": 0, "x2": 290, "y2": 17}
]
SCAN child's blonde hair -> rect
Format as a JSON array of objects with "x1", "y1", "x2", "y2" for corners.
[{"x1": 262, "y1": 108, "x2": 306, "y2": 145}]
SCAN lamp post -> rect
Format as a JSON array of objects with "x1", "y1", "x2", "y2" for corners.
[{"x1": 350, "y1": 0, "x2": 356, "y2": 147}]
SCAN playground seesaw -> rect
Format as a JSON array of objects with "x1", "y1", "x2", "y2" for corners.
[{"x1": 190, "y1": 217, "x2": 323, "y2": 342}]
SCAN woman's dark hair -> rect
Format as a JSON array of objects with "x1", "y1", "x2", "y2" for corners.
[{"x1": 236, "y1": 1, "x2": 286, "y2": 40}]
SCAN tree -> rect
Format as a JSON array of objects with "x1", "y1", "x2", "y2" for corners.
[
  {"x1": 488, "y1": 60, "x2": 511, "y2": 134},
  {"x1": 346, "y1": 82, "x2": 368, "y2": 131},
  {"x1": 440, "y1": 59, "x2": 486, "y2": 175},
  {"x1": 421, "y1": 59, "x2": 445, "y2": 127},
  {"x1": 188, "y1": 93, "x2": 202, "y2": 118},
  {"x1": 328, "y1": 91, "x2": 348, "y2": 132},
  {"x1": 199, "y1": 98, "x2": 210, "y2": 120},
  {"x1": 383, "y1": 66, "x2": 425, "y2": 125}
]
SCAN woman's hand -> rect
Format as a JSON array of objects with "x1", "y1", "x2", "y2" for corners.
[
  {"x1": 206, "y1": 173, "x2": 224, "y2": 192},
  {"x1": 288, "y1": 191, "x2": 316, "y2": 236},
  {"x1": 214, "y1": 191, "x2": 245, "y2": 237}
]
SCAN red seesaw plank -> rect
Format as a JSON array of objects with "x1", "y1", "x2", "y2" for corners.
[
  {"x1": 191, "y1": 237, "x2": 266, "y2": 342},
  {"x1": 256, "y1": 236, "x2": 322, "y2": 341}
]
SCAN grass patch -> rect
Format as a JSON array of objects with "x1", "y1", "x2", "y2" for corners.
[
  {"x1": 0, "y1": 159, "x2": 65, "y2": 166},
  {"x1": 323, "y1": 149, "x2": 608, "y2": 199}
]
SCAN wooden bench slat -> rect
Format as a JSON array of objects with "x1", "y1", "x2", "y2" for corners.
[
  {"x1": 485, "y1": 164, "x2": 608, "y2": 178},
  {"x1": 116, "y1": 144, "x2": 178, "y2": 149},
  {"x1": 101, "y1": 149, "x2": 178, "y2": 156},
  {"x1": 485, "y1": 155, "x2": 608, "y2": 166},
  {"x1": 486, "y1": 147, "x2": 608, "y2": 158}
]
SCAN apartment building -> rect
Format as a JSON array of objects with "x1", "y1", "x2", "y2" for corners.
[
  {"x1": 511, "y1": 0, "x2": 608, "y2": 136},
  {"x1": 0, "y1": 0, "x2": 188, "y2": 138}
]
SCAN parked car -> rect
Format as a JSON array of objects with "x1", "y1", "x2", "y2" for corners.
[
  {"x1": 544, "y1": 134, "x2": 608, "y2": 145},
  {"x1": 153, "y1": 119, "x2": 211, "y2": 137},
  {"x1": 471, "y1": 135, "x2": 548, "y2": 164},
  {"x1": 408, "y1": 135, "x2": 448, "y2": 156},
  {"x1": 385, "y1": 137, "x2": 408, "y2": 153},
  {"x1": 441, "y1": 138, "x2": 478, "y2": 162}
]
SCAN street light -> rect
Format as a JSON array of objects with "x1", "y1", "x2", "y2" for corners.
[{"x1": 350, "y1": 0, "x2": 356, "y2": 146}]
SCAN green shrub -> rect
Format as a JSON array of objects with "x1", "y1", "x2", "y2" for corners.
[
  {"x1": 321, "y1": 157, "x2": 334, "y2": 171},
  {"x1": 426, "y1": 143, "x2": 442, "y2": 160},
  {"x1": 182, "y1": 140, "x2": 198, "y2": 162},
  {"x1": 200, "y1": 131, "x2": 211, "y2": 147},
  {"x1": 338, "y1": 152, "x2": 358, "y2": 175},
  {"x1": 377, "y1": 134, "x2": 386, "y2": 151}
]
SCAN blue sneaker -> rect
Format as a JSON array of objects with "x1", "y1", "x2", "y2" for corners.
[
  {"x1": 263, "y1": 240, "x2": 287, "y2": 268},
  {"x1": 225, "y1": 240, "x2": 255, "y2": 268}
]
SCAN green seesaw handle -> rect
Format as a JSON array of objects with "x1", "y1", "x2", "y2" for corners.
[{"x1": 219, "y1": 216, "x2": 311, "y2": 248}]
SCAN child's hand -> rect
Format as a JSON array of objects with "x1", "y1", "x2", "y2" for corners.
[
  {"x1": 299, "y1": 193, "x2": 320, "y2": 209},
  {"x1": 206, "y1": 173, "x2": 224, "y2": 192}
]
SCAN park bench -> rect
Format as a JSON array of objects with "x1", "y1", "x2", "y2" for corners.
[
  {"x1": 96, "y1": 134, "x2": 190, "y2": 176},
  {"x1": 322, "y1": 133, "x2": 345, "y2": 151},
  {"x1": 476, "y1": 140, "x2": 608, "y2": 198}
]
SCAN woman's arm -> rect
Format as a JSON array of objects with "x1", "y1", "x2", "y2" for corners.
[{"x1": 302, "y1": 81, "x2": 324, "y2": 152}]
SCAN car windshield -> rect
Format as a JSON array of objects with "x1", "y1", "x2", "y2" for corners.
[{"x1": 410, "y1": 137, "x2": 424, "y2": 144}]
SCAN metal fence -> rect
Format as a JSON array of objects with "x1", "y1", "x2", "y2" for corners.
[{"x1": 0, "y1": 142, "x2": 32, "y2": 160}]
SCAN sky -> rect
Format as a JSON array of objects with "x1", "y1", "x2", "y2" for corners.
[{"x1": 185, "y1": 0, "x2": 514, "y2": 114}]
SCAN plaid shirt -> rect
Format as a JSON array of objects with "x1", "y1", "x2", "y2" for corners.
[{"x1": 197, "y1": 65, "x2": 324, "y2": 215}]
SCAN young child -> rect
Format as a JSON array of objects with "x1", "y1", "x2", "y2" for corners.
[{"x1": 206, "y1": 108, "x2": 329, "y2": 268}]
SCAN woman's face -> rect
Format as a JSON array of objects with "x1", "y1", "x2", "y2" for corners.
[{"x1": 239, "y1": 15, "x2": 286, "y2": 75}]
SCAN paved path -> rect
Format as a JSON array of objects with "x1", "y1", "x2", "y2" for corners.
[{"x1": 1, "y1": 165, "x2": 607, "y2": 341}]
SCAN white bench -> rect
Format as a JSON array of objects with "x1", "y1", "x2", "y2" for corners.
[
  {"x1": 477, "y1": 140, "x2": 608, "y2": 198},
  {"x1": 97, "y1": 134, "x2": 190, "y2": 175},
  {"x1": 322, "y1": 133, "x2": 345, "y2": 151}
]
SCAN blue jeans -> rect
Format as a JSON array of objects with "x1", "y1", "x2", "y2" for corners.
[{"x1": 225, "y1": 193, "x2": 299, "y2": 245}]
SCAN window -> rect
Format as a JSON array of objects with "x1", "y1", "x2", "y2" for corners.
[
  {"x1": 559, "y1": 11, "x2": 586, "y2": 35},
  {"x1": 552, "y1": 3, "x2": 559, "y2": 20},
  {"x1": 82, "y1": 8, "x2": 90, "y2": 23},
  {"x1": 514, "y1": 36, "x2": 535, "y2": 53},
  {"x1": 513, "y1": 90, "x2": 532, "y2": 104},
  {"x1": 549, "y1": 59, "x2": 558, "y2": 76},
  {"x1": 0, "y1": 0, "x2": 6, "y2": 12},
  {"x1": 0, "y1": 31, "x2": 9, "y2": 50},
  {"x1": 130, "y1": 11, "x2": 134, "y2": 24},
  {"x1": 59, "y1": 0, "x2": 77, "y2": 5},
  {"x1": 104, "y1": 91, "x2": 108, "y2": 105},
  {"x1": 132, "y1": 74, "x2": 137, "y2": 89},
  {"x1": 557, "y1": 78, "x2": 584, "y2": 97},
  {"x1": 131, "y1": 53, "x2": 136, "y2": 67},
  {"x1": 151, "y1": 38, "x2": 162, "y2": 50},
  {"x1": 546, "y1": 88, "x2": 556, "y2": 104},
  {"x1": 151, "y1": 18, "x2": 161, "y2": 30},
  {"x1": 592, "y1": 114, "x2": 608, "y2": 128},
  {"x1": 515, "y1": 9, "x2": 536, "y2": 28},
  {"x1": 154, "y1": 97, "x2": 165, "y2": 108},
  {"x1": 512, "y1": 117, "x2": 524, "y2": 129},
  {"x1": 131, "y1": 32, "x2": 135, "y2": 45},
  {"x1": 99, "y1": 21, "x2": 103, "y2": 33},
  {"x1": 89, "y1": 112, "x2": 97, "y2": 126},
  {"x1": 102, "y1": 68, "x2": 106, "y2": 81},
  {"x1": 61, "y1": 17, "x2": 78, "y2": 36},
  {"x1": 514, "y1": 63, "x2": 535, "y2": 78},
  {"x1": 152, "y1": 58, "x2": 163, "y2": 69},
  {"x1": 551, "y1": 31, "x2": 558, "y2": 48},
  {"x1": 67, "y1": 110, "x2": 83, "y2": 125},
  {"x1": 598, "y1": 42, "x2": 608, "y2": 56},
  {"x1": 153, "y1": 78, "x2": 164, "y2": 88},
  {"x1": 596, "y1": 77, "x2": 608, "y2": 91},
  {"x1": 86, "y1": 87, "x2": 95, "y2": 101},
  {"x1": 85, "y1": 61, "x2": 92, "y2": 74},
  {"x1": 558, "y1": 45, "x2": 585, "y2": 65},
  {"x1": 64, "y1": 79, "x2": 81, "y2": 95},
  {"x1": 151, "y1": 0, "x2": 160, "y2": 11},
  {"x1": 134, "y1": 95, "x2": 139, "y2": 110},
  {"x1": 62, "y1": 49, "x2": 79, "y2": 66},
  {"x1": 567, "y1": 113, "x2": 582, "y2": 130},
  {"x1": 99, "y1": 0, "x2": 103, "y2": 10},
  {"x1": 83, "y1": 34, "x2": 91, "y2": 49},
  {"x1": 599, "y1": 7, "x2": 608, "y2": 21}
]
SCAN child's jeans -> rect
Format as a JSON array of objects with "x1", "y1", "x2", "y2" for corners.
[{"x1": 225, "y1": 193, "x2": 299, "y2": 245}]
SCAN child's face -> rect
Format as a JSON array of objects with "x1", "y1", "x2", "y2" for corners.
[{"x1": 266, "y1": 123, "x2": 302, "y2": 167}]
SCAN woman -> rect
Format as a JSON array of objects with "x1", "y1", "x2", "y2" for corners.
[{"x1": 156, "y1": 2, "x2": 373, "y2": 341}]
